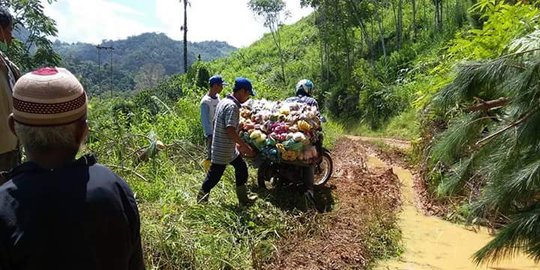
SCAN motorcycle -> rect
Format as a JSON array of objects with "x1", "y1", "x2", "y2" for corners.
[{"x1": 255, "y1": 147, "x2": 333, "y2": 190}]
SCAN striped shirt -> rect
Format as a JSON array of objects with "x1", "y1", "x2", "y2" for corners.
[{"x1": 211, "y1": 95, "x2": 240, "y2": 165}]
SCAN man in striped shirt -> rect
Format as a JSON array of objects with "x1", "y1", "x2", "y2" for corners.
[{"x1": 197, "y1": 77, "x2": 257, "y2": 206}]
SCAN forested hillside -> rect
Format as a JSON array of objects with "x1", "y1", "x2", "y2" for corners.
[{"x1": 51, "y1": 33, "x2": 236, "y2": 94}]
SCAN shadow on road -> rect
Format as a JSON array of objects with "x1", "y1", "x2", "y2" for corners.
[{"x1": 255, "y1": 182, "x2": 336, "y2": 213}]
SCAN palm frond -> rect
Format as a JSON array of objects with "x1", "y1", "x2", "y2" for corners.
[
  {"x1": 508, "y1": 29, "x2": 540, "y2": 57},
  {"x1": 430, "y1": 112, "x2": 486, "y2": 165},
  {"x1": 482, "y1": 155, "x2": 540, "y2": 210},
  {"x1": 428, "y1": 31, "x2": 540, "y2": 263},
  {"x1": 474, "y1": 204, "x2": 540, "y2": 264},
  {"x1": 515, "y1": 109, "x2": 540, "y2": 149},
  {"x1": 505, "y1": 59, "x2": 540, "y2": 109},
  {"x1": 437, "y1": 155, "x2": 475, "y2": 196}
]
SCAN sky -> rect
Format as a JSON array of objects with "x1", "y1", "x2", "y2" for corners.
[{"x1": 42, "y1": 0, "x2": 313, "y2": 48}]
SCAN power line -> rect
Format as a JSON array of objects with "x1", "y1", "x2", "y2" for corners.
[{"x1": 96, "y1": 45, "x2": 115, "y2": 97}]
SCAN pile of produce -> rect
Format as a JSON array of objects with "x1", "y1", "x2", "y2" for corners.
[{"x1": 239, "y1": 99, "x2": 322, "y2": 163}]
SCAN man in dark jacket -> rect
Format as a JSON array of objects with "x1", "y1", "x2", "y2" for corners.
[{"x1": 0, "y1": 67, "x2": 145, "y2": 270}]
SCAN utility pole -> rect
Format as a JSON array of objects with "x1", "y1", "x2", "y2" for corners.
[
  {"x1": 96, "y1": 45, "x2": 114, "y2": 97},
  {"x1": 180, "y1": 0, "x2": 188, "y2": 73},
  {"x1": 96, "y1": 45, "x2": 101, "y2": 93}
]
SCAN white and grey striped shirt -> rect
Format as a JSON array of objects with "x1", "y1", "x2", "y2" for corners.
[{"x1": 211, "y1": 95, "x2": 240, "y2": 165}]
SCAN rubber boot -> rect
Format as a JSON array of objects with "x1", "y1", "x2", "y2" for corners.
[
  {"x1": 304, "y1": 189, "x2": 316, "y2": 205},
  {"x1": 235, "y1": 185, "x2": 257, "y2": 206},
  {"x1": 197, "y1": 189, "x2": 209, "y2": 203}
]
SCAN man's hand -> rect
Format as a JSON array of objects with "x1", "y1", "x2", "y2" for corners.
[{"x1": 238, "y1": 143, "x2": 255, "y2": 157}]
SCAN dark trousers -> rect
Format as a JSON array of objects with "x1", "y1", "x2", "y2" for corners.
[
  {"x1": 202, "y1": 155, "x2": 248, "y2": 193},
  {"x1": 205, "y1": 136, "x2": 212, "y2": 160},
  {"x1": 303, "y1": 165, "x2": 315, "y2": 192}
]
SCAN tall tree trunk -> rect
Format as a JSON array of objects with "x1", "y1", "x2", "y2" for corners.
[
  {"x1": 347, "y1": 0, "x2": 374, "y2": 59},
  {"x1": 375, "y1": 7, "x2": 387, "y2": 58},
  {"x1": 183, "y1": 0, "x2": 188, "y2": 73},
  {"x1": 434, "y1": 0, "x2": 443, "y2": 32},
  {"x1": 397, "y1": 0, "x2": 403, "y2": 48},
  {"x1": 269, "y1": 26, "x2": 287, "y2": 85},
  {"x1": 338, "y1": 1, "x2": 352, "y2": 78},
  {"x1": 412, "y1": 0, "x2": 417, "y2": 40}
]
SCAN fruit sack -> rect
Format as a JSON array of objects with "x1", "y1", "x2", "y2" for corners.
[{"x1": 239, "y1": 99, "x2": 321, "y2": 163}]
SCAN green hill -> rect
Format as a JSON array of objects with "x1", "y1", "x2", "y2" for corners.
[{"x1": 53, "y1": 33, "x2": 236, "y2": 94}]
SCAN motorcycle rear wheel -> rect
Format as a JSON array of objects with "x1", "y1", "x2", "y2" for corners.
[{"x1": 314, "y1": 150, "x2": 333, "y2": 186}]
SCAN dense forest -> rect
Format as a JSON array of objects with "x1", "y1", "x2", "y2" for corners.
[
  {"x1": 52, "y1": 33, "x2": 236, "y2": 94},
  {"x1": 4, "y1": 0, "x2": 540, "y2": 268}
]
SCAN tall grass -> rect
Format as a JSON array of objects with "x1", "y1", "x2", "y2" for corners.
[
  {"x1": 84, "y1": 91, "x2": 399, "y2": 269},
  {"x1": 85, "y1": 95, "x2": 324, "y2": 269}
]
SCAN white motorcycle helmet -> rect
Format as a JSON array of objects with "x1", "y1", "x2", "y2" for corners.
[{"x1": 295, "y1": 79, "x2": 314, "y2": 96}]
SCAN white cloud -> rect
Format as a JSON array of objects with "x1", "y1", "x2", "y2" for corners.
[
  {"x1": 44, "y1": 0, "x2": 155, "y2": 44},
  {"x1": 44, "y1": 0, "x2": 313, "y2": 47}
]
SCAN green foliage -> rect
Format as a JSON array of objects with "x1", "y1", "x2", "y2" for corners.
[
  {"x1": 2, "y1": 0, "x2": 60, "y2": 71},
  {"x1": 412, "y1": 0, "x2": 540, "y2": 108},
  {"x1": 360, "y1": 85, "x2": 408, "y2": 129},
  {"x1": 207, "y1": 16, "x2": 319, "y2": 101},
  {"x1": 448, "y1": 1, "x2": 539, "y2": 60},
  {"x1": 425, "y1": 27, "x2": 540, "y2": 261}
]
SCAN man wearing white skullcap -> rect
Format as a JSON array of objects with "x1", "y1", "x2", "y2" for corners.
[{"x1": 0, "y1": 67, "x2": 145, "y2": 270}]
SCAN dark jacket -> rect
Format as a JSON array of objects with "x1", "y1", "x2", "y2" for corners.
[{"x1": 0, "y1": 155, "x2": 144, "y2": 270}]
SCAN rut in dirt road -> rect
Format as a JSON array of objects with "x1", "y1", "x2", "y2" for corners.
[{"x1": 260, "y1": 138, "x2": 402, "y2": 270}]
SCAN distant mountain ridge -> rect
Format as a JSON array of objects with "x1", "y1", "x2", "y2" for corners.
[{"x1": 51, "y1": 32, "x2": 236, "y2": 94}]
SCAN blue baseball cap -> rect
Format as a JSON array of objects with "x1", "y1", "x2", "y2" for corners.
[
  {"x1": 209, "y1": 75, "x2": 227, "y2": 86},
  {"x1": 233, "y1": 77, "x2": 256, "y2": 96}
]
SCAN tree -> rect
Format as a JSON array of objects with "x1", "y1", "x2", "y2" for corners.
[
  {"x1": 433, "y1": 0, "x2": 443, "y2": 32},
  {"x1": 428, "y1": 30, "x2": 540, "y2": 263},
  {"x1": 248, "y1": 0, "x2": 288, "y2": 85},
  {"x1": 1, "y1": 0, "x2": 60, "y2": 71}
]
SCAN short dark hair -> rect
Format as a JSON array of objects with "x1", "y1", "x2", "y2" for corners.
[{"x1": 0, "y1": 7, "x2": 13, "y2": 28}]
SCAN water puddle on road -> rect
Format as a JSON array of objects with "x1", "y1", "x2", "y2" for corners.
[{"x1": 367, "y1": 156, "x2": 539, "y2": 270}]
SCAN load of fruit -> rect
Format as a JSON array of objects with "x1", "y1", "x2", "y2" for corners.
[{"x1": 239, "y1": 99, "x2": 322, "y2": 163}]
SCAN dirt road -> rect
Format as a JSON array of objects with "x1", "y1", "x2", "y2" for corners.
[
  {"x1": 261, "y1": 136, "x2": 539, "y2": 270},
  {"x1": 261, "y1": 137, "x2": 401, "y2": 269}
]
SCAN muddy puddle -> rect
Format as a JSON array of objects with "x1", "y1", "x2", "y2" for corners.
[{"x1": 367, "y1": 156, "x2": 539, "y2": 270}]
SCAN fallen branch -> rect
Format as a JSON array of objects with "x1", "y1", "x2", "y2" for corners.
[
  {"x1": 107, "y1": 164, "x2": 148, "y2": 182},
  {"x1": 476, "y1": 108, "x2": 538, "y2": 146},
  {"x1": 467, "y1": 97, "x2": 509, "y2": 112}
]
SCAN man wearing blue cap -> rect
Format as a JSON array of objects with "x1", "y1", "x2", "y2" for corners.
[
  {"x1": 198, "y1": 77, "x2": 257, "y2": 206},
  {"x1": 200, "y1": 75, "x2": 226, "y2": 167}
]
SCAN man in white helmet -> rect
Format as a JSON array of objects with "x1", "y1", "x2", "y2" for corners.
[
  {"x1": 285, "y1": 79, "x2": 320, "y2": 203},
  {"x1": 285, "y1": 79, "x2": 318, "y2": 108}
]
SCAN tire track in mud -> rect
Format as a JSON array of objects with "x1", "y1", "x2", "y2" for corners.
[{"x1": 260, "y1": 137, "x2": 402, "y2": 270}]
